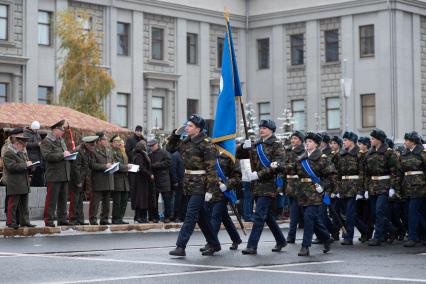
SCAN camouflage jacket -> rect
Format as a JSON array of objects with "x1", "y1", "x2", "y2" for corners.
[
  {"x1": 237, "y1": 135, "x2": 285, "y2": 197},
  {"x1": 329, "y1": 150, "x2": 343, "y2": 194},
  {"x1": 364, "y1": 143, "x2": 399, "y2": 196},
  {"x1": 398, "y1": 144, "x2": 426, "y2": 198},
  {"x1": 336, "y1": 145, "x2": 365, "y2": 198},
  {"x1": 321, "y1": 145, "x2": 332, "y2": 157},
  {"x1": 283, "y1": 144, "x2": 305, "y2": 197},
  {"x1": 167, "y1": 132, "x2": 217, "y2": 195},
  {"x1": 295, "y1": 148, "x2": 337, "y2": 206},
  {"x1": 210, "y1": 153, "x2": 241, "y2": 202},
  {"x1": 112, "y1": 148, "x2": 129, "y2": 192}
]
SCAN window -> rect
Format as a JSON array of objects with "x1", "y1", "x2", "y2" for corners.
[
  {"x1": 152, "y1": 96, "x2": 164, "y2": 129},
  {"x1": 359, "y1": 25, "x2": 375, "y2": 57},
  {"x1": 151, "y1": 27, "x2": 164, "y2": 60},
  {"x1": 38, "y1": 11, "x2": 52, "y2": 46},
  {"x1": 291, "y1": 100, "x2": 305, "y2": 131},
  {"x1": 258, "y1": 102, "x2": 270, "y2": 121},
  {"x1": 325, "y1": 30, "x2": 338, "y2": 62},
  {"x1": 117, "y1": 93, "x2": 129, "y2": 128},
  {"x1": 326, "y1": 97, "x2": 340, "y2": 130},
  {"x1": 117, "y1": 22, "x2": 129, "y2": 56},
  {"x1": 37, "y1": 86, "x2": 52, "y2": 104},
  {"x1": 187, "y1": 99, "x2": 198, "y2": 119},
  {"x1": 0, "y1": 83, "x2": 7, "y2": 103},
  {"x1": 0, "y1": 4, "x2": 8, "y2": 40},
  {"x1": 361, "y1": 94, "x2": 376, "y2": 128},
  {"x1": 257, "y1": 38, "x2": 269, "y2": 69},
  {"x1": 187, "y1": 33, "x2": 197, "y2": 64},
  {"x1": 290, "y1": 34, "x2": 304, "y2": 65},
  {"x1": 217, "y1": 37, "x2": 224, "y2": 68}
]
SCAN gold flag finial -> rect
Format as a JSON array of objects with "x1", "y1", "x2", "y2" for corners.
[{"x1": 224, "y1": 7, "x2": 230, "y2": 21}]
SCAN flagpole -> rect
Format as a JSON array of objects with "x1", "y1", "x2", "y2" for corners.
[{"x1": 224, "y1": 9, "x2": 250, "y2": 141}]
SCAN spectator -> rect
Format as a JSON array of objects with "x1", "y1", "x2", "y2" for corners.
[
  {"x1": 170, "y1": 148, "x2": 185, "y2": 222},
  {"x1": 125, "y1": 125, "x2": 146, "y2": 163},
  {"x1": 23, "y1": 121, "x2": 45, "y2": 186}
]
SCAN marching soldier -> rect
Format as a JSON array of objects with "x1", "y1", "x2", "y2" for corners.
[
  {"x1": 338, "y1": 131, "x2": 367, "y2": 245},
  {"x1": 111, "y1": 135, "x2": 130, "y2": 224},
  {"x1": 399, "y1": 131, "x2": 426, "y2": 247},
  {"x1": 239, "y1": 119, "x2": 287, "y2": 255},
  {"x1": 68, "y1": 135, "x2": 98, "y2": 225},
  {"x1": 296, "y1": 132, "x2": 334, "y2": 256},
  {"x1": 168, "y1": 114, "x2": 221, "y2": 257},
  {"x1": 319, "y1": 132, "x2": 332, "y2": 156},
  {"x1": 365, "y1": 129, "x2": 398, "y2": 246},
  {"x1": 40, "y1": 120, "x2": 71, "y2": 227},
  {"x1": 202, "y1": 152, "x2": 243, "y2": 251},
  {"x1": 283, "y1": 131, "x2": 305, "y2": 243},
  {"x1": 3, "y1": 134, "x2": 36, "y2": 228},
  {"x1": 89, "y1": 132, "x2": 114, "y2": 225}
]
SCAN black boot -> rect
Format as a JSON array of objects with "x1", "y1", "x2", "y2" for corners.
[
  {"x1": 272, "y1": 241, "x2": 287, "y2": 252},
  {"x1": 404, "y1": 240, "x2": 416, "y2": 247},
  {"x1": 199, "y1": 244, "x2": 209, "y2": 252},
  {"x1": 312, "y1": 238, "x2": 323, "y2": 244},
  {"x1": 169, "y1": 247, "x2": 186, "y2": 257},
  {"x1": 230, "y1": 239, "x2": 242, "y2": 250},
  {"x1": 368, "y1": 239, "x2": 381, "y2": 246},
  {"x1": 242, "y1": 247, "x2": 257, "y2": 255},
  {"x1": 298, "y1": 246, "x2": 310, "y2": 256},
  {"x1": 323, "y1": 238, "x2": 331, "y2": 253},
  {"x1": 201, "y1": 244, "x2": 221, "y2": 256},
  {"x1": 286, "y1": 237, "x2": 296, "y2": 244},
  {"x1": 341, "y1": 239, "x2": 353, "y2": 245}
]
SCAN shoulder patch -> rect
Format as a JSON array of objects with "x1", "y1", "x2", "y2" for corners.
[{"x1": 321, "y1": 154, "x2": 327, "y2": 158}]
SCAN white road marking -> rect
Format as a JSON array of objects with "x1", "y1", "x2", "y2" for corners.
[
  {"x1": 46, "y1": 268, "x2": 235, "y2": 284},
  {"x1": 246, "y1": 268, "x2": 426, "y2": 283},
  {"x1": 417, "y1": 252, "x2": 426, "y2": 255},
  {"x1": 253, "y1": 260, "x2": 344, "y2": 268}
]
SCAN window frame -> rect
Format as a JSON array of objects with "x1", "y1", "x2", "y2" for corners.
[
  {"x1": 0, "y1": 82, "x2": 7, "y2": 104},
  {"x1": 0, "y1": 4, "x2": 8, "y2": 41},
  {"x1": 37, "y1": 86, "x2": 52, "y2": 105},
  {"x1": 116, "y1": 93, "x2": 129, "y2": 128},
  {"x1": 291, "y1": 99, "x2": 305, "y2": 131},
  {"x1": 151, "y1": 26, "x2": 165, "y2": 61},
  {"x1": 324, "y1": 29, "x2": 339, "y2": 62},
  {"x1": 151, "y1": 96, "x2": 164, "y2": 130},
  {"x1": 38, "y1": 10, "x2": 52, "y2": 46},
  {"x1": 187, "y1": 99, "x2": 199, "y2": 119},
  {"x1": 257, "y1": 38, "x2": 270, "y2": 69},
  {"x1": 361, "y1": 93, "x2": 376, "y2": 128},
  {"x1": 117, "y1": 22, "x2": 130, "y2": 56},
  {"x1": 186, "y1": 33, "x2": 198, "y2": 65},
  {"x1": 290, "y1": 34, "x2": 304, "y2": 66},
  {"x1": 326, "y1": 97, "x2": 341, "y2": 130},
  {"x1": 258, "y1": 102, "x2": 271, "y2": 122},
  {"x1": 217, "y1": 37, "x2": 224, "y2": 68},
  {"x1": 359, "y1": 24, "x2": 375, "y2": 58}
]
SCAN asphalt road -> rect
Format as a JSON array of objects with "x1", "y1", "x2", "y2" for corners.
[{"x1": 0, "y1": 227, "x2": 425, "y2": 284}]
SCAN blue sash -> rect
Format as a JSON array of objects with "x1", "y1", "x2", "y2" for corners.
[
  {"x1": 300, "y1": 159, "x2": 330, "y2": 205},
  {"x1": 215, "y1": 159, "x2": 237, "y2": 205},
  {"x1": 256, "y1": 143, "x2": 284, "y2": 188}
]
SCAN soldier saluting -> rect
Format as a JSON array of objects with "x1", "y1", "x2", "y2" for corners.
[
  {"x1": 40, "y1": 120, "x2": 71, "y2": 227},
  {"x1": 168, "y1": 114, "x2": 221, "y2": 257}
]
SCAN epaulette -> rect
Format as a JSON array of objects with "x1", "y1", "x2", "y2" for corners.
[
  {"x1": 359, "y1": 149, "x2": 365, "y2": 154},
  {"x1": 321, "y1": 154, "x2": 327, "y2": 158},
  {"x1": 331, "y1": 151, "x2": 336, "y2": 154},
  {"x1": 204, "y1": 138, "x2": 211, "y2": 143},
  {"x1": 387, "y1": 148, "x2": 392, "y2": 151}
]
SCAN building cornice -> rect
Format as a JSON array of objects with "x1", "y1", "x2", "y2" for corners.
[
  {"x1": 143, "y1": 71, "x2": 181, "y2": 81},
  {"x1": 0, "y1": 55, "x2": 29, "y2": 65}
]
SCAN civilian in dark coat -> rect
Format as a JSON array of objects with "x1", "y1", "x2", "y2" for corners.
[
  {"x1": 130, "y1": 141, "x2": 156, "y2": 223},
  {"x1": 23, "y1": 122, "x2": 45, "y2": 186},
  {"x1": 148, "y1": 139, "x2": 172, "y2": 222},
  {"x1": 125, "y1": 125, "x2": 146, "y2": 163}
]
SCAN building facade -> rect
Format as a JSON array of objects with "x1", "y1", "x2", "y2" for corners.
[{"x1": 2, "y1": 0, "x2": 426, "y2": 140}]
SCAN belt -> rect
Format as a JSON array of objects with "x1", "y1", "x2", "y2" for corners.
[
  {"x1": 286, "y1": 175, "x2": 299, "y2": 179},
  {"x1": 184, "y1": 170, "x2": 206, "y2": 175},
  {"x1": 300, "y1": 178, "x2": 312, "y2": 183},
  {"x1": 371, "y1": 175, "x2": 390, "y2": 181},
  {"x1": 404, "y1": 171, "x2": 424, "y2": 176},
  {"x1": 341, "y1": 175, "x2": 360, "y2": 180}
]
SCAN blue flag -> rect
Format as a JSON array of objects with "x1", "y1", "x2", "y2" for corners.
[{"x1": 212, "y1": 19, "x2": 242, "y2": 161}]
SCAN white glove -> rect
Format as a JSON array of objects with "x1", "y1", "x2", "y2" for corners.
[
  {"x1": 270, "y1": 161, "x2": 279, "y2": 169},
  {"x1": 364, "y1": 191, "x2": 369, "y2": 200},
  {"x1": 242, "y1": 139, "x2": 252, "y2": 149},
  {"x1": 249, "y1": 171, "x2": 259, "y2": 181},
  {"x1": 219, "y1": 182, "x2": 227, "y2": 192},
  {"x1": 389, "y1": 188, "x2": 396, "y2": 198},
  {"x1": 204, "y1": 192, "x2": 213, "y2": 202},
  {"x1": 356, "y1": 194, "x2": 363, "y2": 200},
  {"x1": 315, "y1": 184, "x2": 324, "y2": 194},
  {"x1": 336, "y1": 193, "x2": 341, "y2": 199},
  {"x1": 330, "y1": 193, "x2": 336, "y2": 199},
  {"x1": 175, "y1": 125, "x2": 186, "y2": 135}
]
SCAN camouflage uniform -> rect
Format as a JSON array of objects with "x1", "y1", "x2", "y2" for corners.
[
  {"x1": 168, "y1": 131, "x2": 220, "y2": 250},
  {"x1": 336, "y1": 145, "x2": 367, "y2": 241},
  {"x1": 398, "y1": 144, "x2": 426, "y2": 242},
  {"x1": 364, "y1": 143, "x2": 399, "y2": 243},
  {"x1": 237, "y1": 134, "x2": 287, "y2": 251}
]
